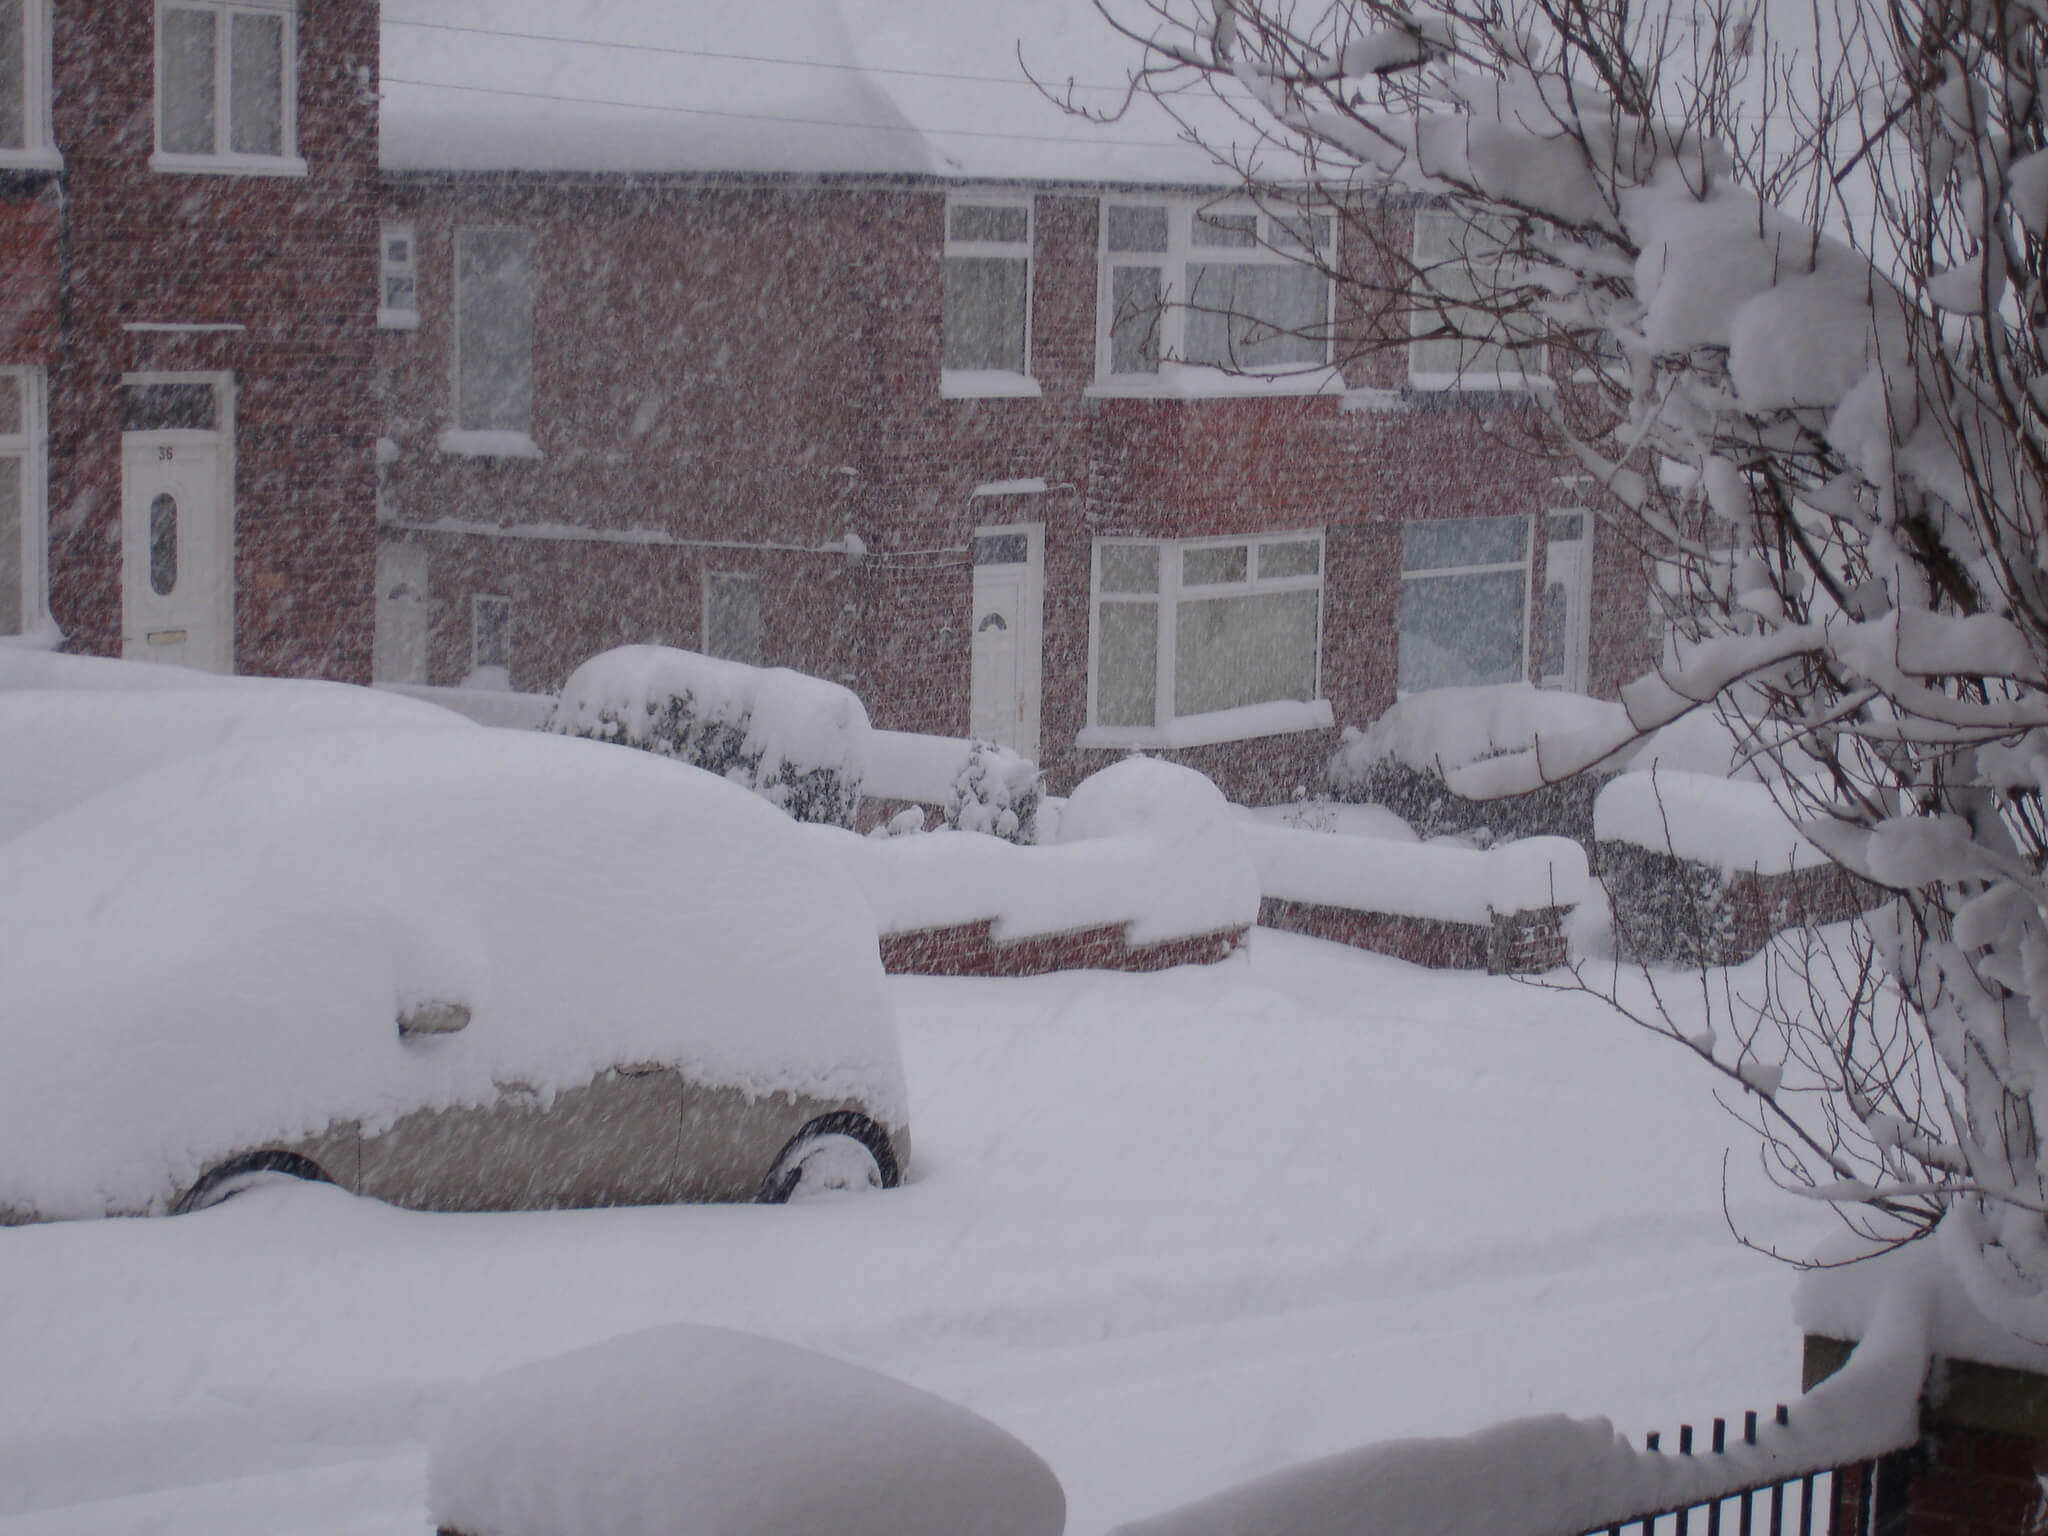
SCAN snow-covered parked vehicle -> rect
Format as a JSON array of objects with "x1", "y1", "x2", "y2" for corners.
[{"x1": 0, "y1": 724, "x2": 910, "y2": 1222}]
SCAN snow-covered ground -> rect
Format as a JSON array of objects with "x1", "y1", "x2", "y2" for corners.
[{"x1": 0, "y1": 932, "x2": 1813, "y2": 1536}]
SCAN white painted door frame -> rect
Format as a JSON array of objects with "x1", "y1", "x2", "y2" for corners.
[
  {"x1": 120, "y1": 371, "x2": 235, "y2": 674},
  {"x1": 970, "y1": 521, "x2": 1045, "y2": 760}
]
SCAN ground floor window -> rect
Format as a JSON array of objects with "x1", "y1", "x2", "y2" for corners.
[
  {"x1": 468, "y1": 593, "x2": 510, "y2": 686},
  {"x1": 1089, "y1": 531, "x2": 1324, "y2": 742},
  {"x1": 703, "y1": 571, "x2": 762, "y2": 665},
  {"x1": 1397, "y1": 514, "x2": 1531, "y2": 692},
  {"x1": 0, "y1": 366, "x2": 46, "y2": 639}
]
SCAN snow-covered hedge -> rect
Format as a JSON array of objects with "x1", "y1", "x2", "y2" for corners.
[
  {"x1": 1329, "y1": 685, "x2": 1630, "y2": 845},
  {"x1": 1243, "y1": 824, "x2": 1588, "y2": 927},
  {"x1": 948, "y1": 740, "x2": 1043, "y2": 844},
  {"x1": 429, "y1": 1324, "x2": 1065, "y2": 1536},
  {"x1": 546, "y1": 646, "x2": 870, "y2": 828}
]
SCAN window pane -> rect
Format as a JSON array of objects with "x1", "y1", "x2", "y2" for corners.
[
  {"x1": 1174, "y1": 589, "x2": 1319, "y2": 716},
  {"x1": 1273, "y1": 213, "x2": 1333, "y2": 252},
  {"x1": 474, "y1": 596, "x2": 510, "y2": 670},
  {"x1": 1099, "y1": 544, "x2": 1157, "y2": 594},
  {"x1": 384, "y1": 274, "x2": 416, "y2": 309},
  {"x1": 1541, "y1": 579, "x2": 1568, "y2": 679},
  {"x1": 0, "y1": 0, "x2": 25, "y2": 151},
  {"x1": 160, "y1": 8, "x2": 217, "y2": 156},
  {"x1": 149, "y1": 493, "x2": 178, "y2": 596},
  {"x1": 228, "y1": 11, "x2": 284, "y2": 156},
  {"x1": 385, "y1": 232, "x2": 412, "y2": 265},
  {"x1": 943, "y1": 255, "x2": 1028, "y2": 373},
  {"x1": 0, "y1": 372, "x2": 21, "y2": 437},
  {"x1": 1398, "y1": 568, "x2": 1527, "y2": 691},
  {"x1": 973, "y1": 533, "x2": 1029, "y2": 565},
  {"x1": 949, "y1": 204, "x2": 1027, "y2": 243},
  {"x1": 704, "y1": 573, "x2": 763, "y2": 665},
  {"x1": 1105, "y1": 204, "x2": 1167, "y2": 253},
  {"x1": 1181, "y1": 544, "x2": 1247, "y2": 585},
  {"x1": 122, "y1": 383, "x2": 216, "y2": 432},
  {"x1": 1185, "y1": 262, "x2": 1327, "y2": 368},
  {"x1": 0, "y1": 454, "x2": 19, "y2": 635},
  {"x1": 457, "y1": 230, "x2": 534, "y2": 433},
  {"x1": 1549, "y1": 510, "x2": 1585, "y2": 541},
  {"x1": 1259, "y1": 539, "x2": 1319, "y2": 578},
  {"x1": 1109, "y1": 265, "x2": 1162, "y2": 374},
  {"x1": 1401, "y1": 515, "x2": 1528, "y2": 571},
  {"x1": 1097, "y1": 601, "x2": 1158, "y2": 727},
  {"x1": 1193, "y1": 212, "x2": 1257, "y2": 248}
]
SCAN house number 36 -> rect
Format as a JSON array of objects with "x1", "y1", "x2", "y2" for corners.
[{"x1": 157, "y1": 446, "x2": 173, "y2": 461}]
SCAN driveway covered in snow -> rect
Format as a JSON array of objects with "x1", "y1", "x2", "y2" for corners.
[{"x1": 0, "y1": 933, "x2": 1812, "y2": 1536}]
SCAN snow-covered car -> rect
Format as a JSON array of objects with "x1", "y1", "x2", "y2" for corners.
[{"x1": 0, "y1": 724, "x2": 910, "y2": 1222}]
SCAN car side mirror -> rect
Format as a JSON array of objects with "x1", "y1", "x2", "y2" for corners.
[{"x1": 398, "y1": 999, "x2": 472, "y2": 1037}]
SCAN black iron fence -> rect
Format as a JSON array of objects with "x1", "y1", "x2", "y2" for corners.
[{"x1": 1587, "y1": 1407, "x2": 1910, "y2": 1536}]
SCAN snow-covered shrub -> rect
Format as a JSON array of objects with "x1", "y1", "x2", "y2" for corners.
[
  {"x1": 545, "y1": 645, "x2": 869, "y2": 828},
  {"x1": 946, "y1": 740, "x2": 1042, "y2": 844},
  {"x1": 1328, "y1": 687, "x2": 1631, "y2": 845},
  {"x1": 1058, "y1": 756, "x2": 1232, "y2": 842}
]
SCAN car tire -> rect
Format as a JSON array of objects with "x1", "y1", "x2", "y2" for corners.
[
  {"x1": 757, "y1": 1112, "x2": 900, "y2": 1204},
  {"x1": 172, "y1": 1149, "x2": 335, "y2": 1216}
]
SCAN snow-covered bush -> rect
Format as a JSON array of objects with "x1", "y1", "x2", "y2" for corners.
[
  {"x1": 946, "y1": 740, "x2": 1043, "y2": 844},
  {"x1": 429, "y1": 1324, "x2": 1065, "y2": 1536},
  {"x1": 545, "y1": 645, "x2": 869, "y2": 828},
  {"x1": 1058, "y1": 756, "x2": 1232, "y2": 842},
  {"x1": 1327, "y1": 687, "x2": 1628, "y2": 845}
]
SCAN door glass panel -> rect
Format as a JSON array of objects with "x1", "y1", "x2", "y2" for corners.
[
  {"x1": 122, "y1": 384, "x2": 216, "y2": 431},
  {"x1": 973, "y1": 533, "x2": 1029, "y2": 566},
  {"x1": 149, "y1": 493, "x2": 178, "y2": 595}
]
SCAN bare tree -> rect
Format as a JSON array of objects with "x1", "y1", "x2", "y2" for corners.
[{"x1": 1074, "y1": 0, "x2": 2048, "y2": 1330}]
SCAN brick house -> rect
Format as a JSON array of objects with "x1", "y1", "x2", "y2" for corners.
[
  {"x1": 0, "y1": 0, "x2": 379, "y2": 680},
  {"x1": 0, "y1": 0, "x2": 1650, "y2": 807}
]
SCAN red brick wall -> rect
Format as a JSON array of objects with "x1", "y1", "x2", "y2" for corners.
[
  {"x1": 381, "y1": 179, "x2": 1652, "y2": 801},
  {"x1": 38, "y1": 0, "x2": 379, "y2": 678},
  {"x1": 879, "y1": 919, "x2": 1247, "y2": 978}
]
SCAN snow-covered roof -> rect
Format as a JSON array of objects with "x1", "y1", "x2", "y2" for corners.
[{"x1": 380, "y1": 0, "x2": 1241, "y2": 184}]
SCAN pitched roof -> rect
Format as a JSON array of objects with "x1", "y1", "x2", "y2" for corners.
[{"x1": 379, "y1": 0, "x2": 1245, "y2": 184}]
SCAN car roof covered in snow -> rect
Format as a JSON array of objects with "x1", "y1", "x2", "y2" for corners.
[{"x1": 380, "y1": 0, "x2": 1246, "y2": 184}]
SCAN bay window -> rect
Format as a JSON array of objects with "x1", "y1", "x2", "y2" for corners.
[
  {"x1": 943, "y1": 197, "x2": 1035, "y2": 397},
  {"x1": 1396, "y1": 515, "x2": 1531, "y2": 692},
  {"x1": 1087, "y1": 532, "x2": 1330, "y2": 746},
  {"x1": 1099, "y1": 201, "x2": 1335, "y2": 387},
  {"x1": 155, "y1": 0, "x2": 301, "y2": 174}
]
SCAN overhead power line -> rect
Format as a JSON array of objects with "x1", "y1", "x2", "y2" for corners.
[
  {"x1": 380, "y1": 74, "x2": 1203, "y2": 151},
  {"x1": 382, "y1": 15, "x2": 1134, "y2": 93}
]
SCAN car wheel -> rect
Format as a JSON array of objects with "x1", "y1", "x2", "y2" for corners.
[
  {"x1": 758, "y1": 1112, "x2": 899, "y2": 1204},
  {"x1": 172, "y1": 1149, "x2": 335, "y2": 1215}
]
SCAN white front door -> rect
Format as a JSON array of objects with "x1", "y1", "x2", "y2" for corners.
[
  {"x1": 373, "y1": 543, "x2": 430, "y2": 684},
  {"x1": 969, "y1": 523, "x2": 1043, "y2": 759},
  {"x1": 1539, "y1": 510, "x2": 1593, "y2": 693},
  {"x1": 122, "y1": 434, "x2": 230, "y2": 672}
]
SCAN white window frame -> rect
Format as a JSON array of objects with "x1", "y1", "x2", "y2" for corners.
[
  {"x1": 470, "y1": 592, "x2": 511, "y2": 676},
  {"x1": 0, "y1": 365, "x2": 50, "y2": 644},
  {"x1": 152, "y1": 0, "x2": 305, "y2": 177},
  {"x1": 1081, "y1": 530, "x2": 1334, "y2": 749},
  {"x1": 1538, "y1": 507, "x2": 1594, "y2": 693},
  {"x1": 1093, "y1": 198, "x2": 1338, "y2": 397},
  {"x1": 440, "y1": 226, "x2": 540, "y2": 458},
  {"x1": 1395, "y1": 514, "x2": 1535, "y2": 695},
  {"x1": 0, "y1": 0, "x2": 59, "y2": 171},
  {"x1": 702, "y1": 569, "x2": 763, "y2": 665},
  {"x1": 1407, "y1": 207, "x2": 1548, "y2": 391},
  {"x1": 379, "y1": 221, "x2": 419, "y2": 331},
  {"x1": 941, "y1": 193, "x2": 1039, "y2": 400}
]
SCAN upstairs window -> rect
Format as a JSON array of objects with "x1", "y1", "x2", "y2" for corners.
[
  {"x1": 1407, "y1": 209, "x2": 1545, "y2": 389},
  {"x1": 379, "y1": 222, "x2": 419, "y2": 330},
  {"x1": 942, "y1": 197, "x2": 1035, "y2": 397},
  {"x1": 0, "y1": 0, "x2": 57, "y2": 169},
  {"x1": 449, "y1": 228, "x2": 536, "y2": 450},
  {"x1": 155, "y1": 1, "x2": 301, "y2": 174},
  {"x1": 1100, "y1": 201, "x2": 1334, "y2": 386}
]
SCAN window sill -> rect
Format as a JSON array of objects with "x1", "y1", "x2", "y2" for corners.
[
  {"x1": 940, "y1": 370, "x2": 1042, "y2": 400},
  {"x1": 378, "y1": 308, "x2": 420, "y2": 331},
  {"x1": 436, "y1": 429, "x2": 543, "y2": 460},
  {"x1": 150, "y1": 152, "x2": 309, "y2": 179},
  {"x1": 0, "y1": 145, "x2": 62, "y2": 173},
  {"x1": 1405, "y1": 372, "x2": 1551, "y2": 394},
  {"x1": 1086, "y1": 364, "x2": 1344, "y2": 401},
  {"x1": 1078, "y1": 698, "x2": 1335, "y2": 751}
]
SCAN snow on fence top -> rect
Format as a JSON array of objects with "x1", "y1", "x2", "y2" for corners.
[
  {"x1": 1595, "y1": 771, "x2": 1828, "y2": 873},
  {"x1": 1243, "y1": 825, "x2": 1589, "y2": 923},
  {"x1": 1333, "y1": 683, "x2": 1631, "y2": 781},
  {"x1": 866, "y1": 729, "x2": 977, "y2": 807},
  {"x1": 1112, "y1": 1272, "x2": 1930, "y2": 1536},
  {"x1": 428, "y1": 1324, "x2": 1066, "y2": 1536},
  {"x1": 381, "y1": 0, "x2": 1229, "y2": 184},
  {"x1": 547, "y1": 645, "x2": 870, "y2": 828}
]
